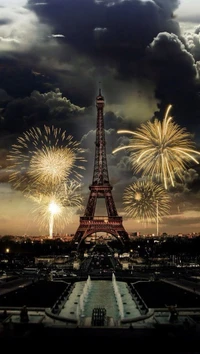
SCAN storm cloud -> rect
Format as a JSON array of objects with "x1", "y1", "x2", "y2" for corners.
[{"x1": 0, "y1": 0, "x2": 200, "y2": 235}]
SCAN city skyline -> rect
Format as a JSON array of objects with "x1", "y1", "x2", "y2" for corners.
[{"x1": 1, "y1": 1, "x2": 200, "y2": 237}]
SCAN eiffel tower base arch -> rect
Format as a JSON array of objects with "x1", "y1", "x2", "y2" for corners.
[{"x1": 72, "y1": 216, "x2": 129, "y2": 249}]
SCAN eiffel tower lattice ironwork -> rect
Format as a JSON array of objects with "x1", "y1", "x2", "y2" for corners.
[{"x1": 72, "y1": 88, "x2": 129, "y2": 248}]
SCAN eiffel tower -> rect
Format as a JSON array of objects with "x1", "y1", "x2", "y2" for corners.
[{"x1": 72, "y1": 88, "x2": 129, "y2": 248}]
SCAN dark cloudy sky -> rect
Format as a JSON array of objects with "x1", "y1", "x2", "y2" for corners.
[{"x1": 0, "y1": 0, "x2": 200, "y2": 237}]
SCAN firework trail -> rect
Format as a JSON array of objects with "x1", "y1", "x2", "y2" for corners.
[
  {"x1": 7, "y1": 125, "x2": 86, "y2": 191},
  {"x1": 123, "y1": 179, "x2": 171, "y2": 228},
  {"x1": 29, "y1": 180, "x2": 83, "y2": 238},
  {"x1": 113, "y1": 105, "x2": 200, "y2": 189}
]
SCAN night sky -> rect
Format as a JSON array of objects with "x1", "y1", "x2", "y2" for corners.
[{"x1": 0, "y1": 0, "x2": 200, "y2": 237}]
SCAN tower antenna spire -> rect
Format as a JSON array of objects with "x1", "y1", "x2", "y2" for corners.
[{"x1": 99, "y1": 81, "x2": 101, "y2": 95}]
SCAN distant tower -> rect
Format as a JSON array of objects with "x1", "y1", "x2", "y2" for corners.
[{"x1": 72, "y1": 87, "x2": 129, "y2": 248}]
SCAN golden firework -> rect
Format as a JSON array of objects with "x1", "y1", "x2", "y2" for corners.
[
  {"x1": 7, "y1": 125, "x2": 86, "y2": 191},
  {"x1": 113, "y1": 105, "x2": 200, "y2": 189},
  {"x1": 123, "y1": 179, "x2": 171, "y2": 224},
  {"x1": 29, "y1": 180, "x2": 83, "y2": 237},
  {"x1": 7, "y1": 125, "x2": 86, "y2": 236}
]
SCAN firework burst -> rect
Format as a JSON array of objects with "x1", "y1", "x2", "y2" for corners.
[
  {"x1": 123, "y1": 179, "x2": 171, "y2": 225},
  {"x1": 7, "y1": 125, "x2": 86, "y2": 191},
  {"x1": 7, "y1": 125, "x2": 85, "y2": 237},
  {"x1": 113, "y1": 105, "x2": 200, "y2": 189},
  {"x1": 30, "y1": 180, "x2": 83, "y2": 238}
]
